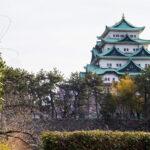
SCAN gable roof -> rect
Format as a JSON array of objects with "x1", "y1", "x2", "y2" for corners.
[
  {"x1": 100, "y1": 16, "x2": 145, "y2": 38},
  {"x1": 101, "y1": 47, "x2": 126, "y2": 57},
  {"x1": 85, "y1": 62, "x2": 142, "y2": 76},
  {"x1": 132, "y1": 47, "x2": 150, "y2": 57},
  {"x1": 118, "y1": 60, "x2": 142, "y2": 73},
  {"x1": 112, "y1": 16, "x2": 143, "y2": 29},
  {"x1": 101, "y1": 35, "x2": 150, "y2": 45}
]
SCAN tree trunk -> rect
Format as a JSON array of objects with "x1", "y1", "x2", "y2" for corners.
[
  {"x1": 95, "y1": 94, "x2": 99, "y2": 119},
  {"x1": 50, "y1": 92, "x2": 57, "y2": 119},
  {"x1": 144, "y1": 88, "x2": 148, "y2": 119},
  {"x1": 74, "y1": 95, "x2": 78, "y2": 119}
]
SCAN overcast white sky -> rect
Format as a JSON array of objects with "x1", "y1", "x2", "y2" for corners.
[{"x1": 0, "y1": 0, "x2": 150, "y2": 76}]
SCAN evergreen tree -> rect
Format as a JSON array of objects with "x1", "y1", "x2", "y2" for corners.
[{"x1": 135, "y1": 67, "x2": 150, "y2": 119}]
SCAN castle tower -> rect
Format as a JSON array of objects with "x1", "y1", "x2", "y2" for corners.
[{"x1": 80, "y1": 16, "x2": 150, "y2": 83}]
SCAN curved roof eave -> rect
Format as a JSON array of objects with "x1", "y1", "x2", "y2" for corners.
[
  {"x1": 98, "y1": 26, "x2": 110, "y2": 39},
  {"x1": 101, "y1": 36, "x2": 150, "y2": 45},
  {"x1": 100, "y1": 27, "x2": 145, "y2": 39},
  {"x1": 92, "y1": 46, "x2": 150, "y2": 60},
  {"x1": 108, "y1": 26, "x2": 145, "y2": 31},
  {"x1": 101, "y1": 47, "x2": 126, "y2": 57},
  {"x1": 112, "y1": 17, "x2": 144, "y2": 29},
  {"x1": 99, "y1": 17, "x2": 145, "y2": 39},
  {"x1": 118, "y1": 60, "x2": 143, "y2": 72},
  {"x1": 131, "y1": 47, "x2": 150, "y2": 57},
  {"x1": 85, "y1": 63, "x2": 142, "y2": 76}
]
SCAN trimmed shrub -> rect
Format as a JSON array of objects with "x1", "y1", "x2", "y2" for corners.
[
  {"x1": 0, "y1": 142, "x2": 10, "y2": 150},
  {"x1": 41, "y1": 130, "x2": 150, "y2": 150}
]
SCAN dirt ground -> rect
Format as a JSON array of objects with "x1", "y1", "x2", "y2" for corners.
[
  {"x1": 7, "y1": 138, "x2": 32, "y2": 150},
  {"x1": 6, "y1": 133, "x2": 33, "y2": 150}
]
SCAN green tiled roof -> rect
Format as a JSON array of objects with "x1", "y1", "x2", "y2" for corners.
[
  {"x1": 92, "y1": 47, "x2": 126, "y2": 59},
  {"x1": 96, "y1": 41, "x2": 103, "y2": 47},
  {"x1": 79, "y1": 72, "x2": 86, "y2": 78},
  {"x1": 111, "y1": 17, "x2": 144, "y2": 30},
  {"x1": 132, "y1": 46, "x2": 150, "y2": 57},
  {"x1": 85, "y1": 60, "x2": 142, "y2": 75},
  {"x1": 100, "y1": 16, "x2": 145, "y2": 38},
  {"x1": 92, "y1": 46, "x2": 150, "y2": 59},
  {"x1": 86, "y1": 64, "x2": 118, "y2": 75},
  {"x1": 100, "y1": 47, "x2": 126, "y2": 57},
  {"x1": 118, "y1": 60, "x2": 142, "y2": 72},
  {"x1": 101, "y1": 35, "x2": 150, "y2": 44}
]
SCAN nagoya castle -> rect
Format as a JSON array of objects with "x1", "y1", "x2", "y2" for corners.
[{"x1": 80, "y1": 15, "x2": 150, "y2": 83}]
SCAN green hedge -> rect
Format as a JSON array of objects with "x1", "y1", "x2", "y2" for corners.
[
  {"x1": 0, "y1": 142, "x2": 10, "y2": 150},
  {"x1": 41, "y1": 130, "x2": 150, "y2": 150}
]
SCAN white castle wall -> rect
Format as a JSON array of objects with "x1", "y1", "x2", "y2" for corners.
[
  {"x1": 133, "y1": 60, "x2": 150, "y2": 68},
  {"x1": 102, "y1": 44, "x2": 147, "y2": 54},
  {"x1": 105, "y1": 31, "x2": 139, "y2": 39},
  {"x1": 99, "y1": 59, "x2": 127, "y2": 68},
  {"x1": 99, "y1": 59, "x2": 150, "y2": 69},
  {"x1": 102, "y1": 73, "x2": 119, "y2": 83},
  {"x1": 101, "y1": 59, "x2": 150, "y2": 84}
]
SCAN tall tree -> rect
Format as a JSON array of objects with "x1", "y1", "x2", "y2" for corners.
[
  {"x1": 101, "y1": 93, "x2": 117, "y2": 121},
  {"x1": 112, "y1": 76, "x2": 141, "y2": 119},
  {"x1": 84, "y1": 73, "x2": 104, "y2": 119},
  {"x1": 35, "y1": 68, "x2": 63, "y2": 118},
  {"x1": 0, "y1": 56, "x2": 6, "y2": 130},
  {"x1": 0, "y1": 57, "x2": 5, "y2": 110},
  {"x1": 3, "y1": 67, "x2": 34, "y2": 106},
  {"x1": 57, "y1": 81, "x2": 74, "y2": 118},
  {"x1": 135, "y1": 67, "x2": 150, "y2": 119},
  {"x1": 67, "y1": 72, "x2": 90, "y2": 119}
]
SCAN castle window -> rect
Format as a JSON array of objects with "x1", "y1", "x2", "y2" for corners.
[
  {"x1": 116, "y1": 64, "x2": 121, "y2": 67},
  {"x1": 121, "y1": 35, "x2": 124, "y2": 38},
  {"x1": 105, "y1": 77, "x2": 110, "y2": 81},
  {"x1": 113, "y1": 35, "x2": 115, "y2": 37},
  {"x1": 134, "y1": 35, "x2": 136, "y2": 38},
  {"x1": 124, "y1": 48, "x2": 130, "y2": 52},
  {"x1": 133, "y1": 48, "x2": 136, "y2": 51},
  {"x1": 145, "y1": 64, "x2": 148, "y2": 68},
  {"x1": 130, "y1": 35, "x2": 133, "y2": 38},
  {"x1": 107, "y1": 63, "x2": 112, "y2": 68},
  {"x1": 116, "y1": 34, "x2": 119, "y2": 37},
  {"x1": 145, "y1": 64, "x2": 150, "y2": 68},
  {"x1": 113, "y1": 78, "x2": 115, "y2": 81}
]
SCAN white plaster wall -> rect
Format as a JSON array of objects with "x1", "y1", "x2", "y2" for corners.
[
  {"x1": 99, "y1": 59, "x2": 127, "y2": 68},
  {"x1": 102, "y1": 73, "x2": 119, "y2": 83},
  {"x1": 99, "y1": 59, "x2": 150, "y2": 69},
  {"x1": 102, "y1": 44, "x2": 145, "y2": 54},
  {"x1": 133, "y1": 60, "x2": 150, "y2": 68},
  {"x1": 105, "y1": 31, "x2": 139, "y2": 39}
]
